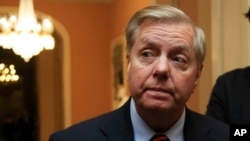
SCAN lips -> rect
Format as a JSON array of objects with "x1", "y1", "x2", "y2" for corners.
[{"x1": 144, "y1": 87, "x2": 174, "y2": 96}]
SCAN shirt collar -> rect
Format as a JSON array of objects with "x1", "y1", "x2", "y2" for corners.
[{"x1": 130, "y1": 98, "x2": 185, "y2": 141}]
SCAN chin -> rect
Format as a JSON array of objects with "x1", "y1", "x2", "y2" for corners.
[{"x1": 144, "y1": 102, "x2": 173, "y2": 112}]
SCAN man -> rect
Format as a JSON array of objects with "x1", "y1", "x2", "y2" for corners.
[
  {"x1": 49, "y1": 5, "x2": 229, "y2": 141},
  {"x1": 206, "y1": 67, "x2": 250, "y2": 124},
  {"x1": 206, "y1": 6, "x2": 250, "y2": 125}
]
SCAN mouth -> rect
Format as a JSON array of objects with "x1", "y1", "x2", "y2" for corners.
[{"x1": 144, "y1": 87, "x2": 174, "y2": 96}]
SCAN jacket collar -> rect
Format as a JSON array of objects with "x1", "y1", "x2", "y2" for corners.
[{"x1": 99, "y1": 98, "x2": 134, "y2": 141}]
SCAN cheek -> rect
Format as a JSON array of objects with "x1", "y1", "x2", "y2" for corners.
[
  {"x1": 127, "y1": 64, "x2": 149, "y2": 93},
  {"x1": 128, "y1": 67, "x2": 142, "y2": 88},
  {"x1": 173, "y1": 73, "x2": 198, "y2": 100}
]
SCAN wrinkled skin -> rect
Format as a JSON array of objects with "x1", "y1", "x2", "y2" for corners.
[{"x1": 127, "y1": 19, "x2": 203, "y2": 131}]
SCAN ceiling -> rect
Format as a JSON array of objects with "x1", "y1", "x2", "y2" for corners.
[{"x1": 36, "y1": 0, "x2": 112, "y2": 4}]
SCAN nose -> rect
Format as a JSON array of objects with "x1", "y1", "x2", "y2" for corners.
[{"x1": 153, "y1": 56, "x2": 169, "y2": 80}]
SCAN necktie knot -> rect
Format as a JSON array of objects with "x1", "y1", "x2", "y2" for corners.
[{"x1": 149, "y1": 134, "x2": 170, "y2": 141}]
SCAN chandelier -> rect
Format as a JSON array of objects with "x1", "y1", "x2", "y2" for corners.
[
  {"x1": 0, "y1": 63, "x2": 19, "y2": 83},
  {"x1": 0, "y1": 0, "x2": 55, "y2": 62}
]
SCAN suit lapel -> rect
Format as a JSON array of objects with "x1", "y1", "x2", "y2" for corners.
[
  {"x1": 184, "y1": 109, "x2": 211, "y2": 141},
  {"x1": 99, "y1": 98, "x2": 134, "y2": 141}
]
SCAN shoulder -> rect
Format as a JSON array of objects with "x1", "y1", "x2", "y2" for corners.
[
  {"x1": 49, "y1": 112, "x2": 116, "y2": 140},
  {"x1": 186, "y1": 109, "x2": 228, "y2": 128},
  {"x1": 217, "y1": 66, "x2": 250, "y2": 81},
  {"x1": 49, "y1": 100, "x2": 132, "y2": 141},
  {"x1": 185, "y1": 109, "x2": 229, "y2": 140}
]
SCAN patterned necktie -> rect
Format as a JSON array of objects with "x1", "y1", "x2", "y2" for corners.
[{"x1": 149, "y1": 134, "x2": 170, "y2": 141}]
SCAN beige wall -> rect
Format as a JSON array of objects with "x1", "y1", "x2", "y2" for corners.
[{"x1": 211, "y1": 0, "x2": 250, "y2": 77}]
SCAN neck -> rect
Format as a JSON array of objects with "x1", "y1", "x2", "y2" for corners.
[{"x1": 137, "y1": 106, "x2": 184, "y2": 132}]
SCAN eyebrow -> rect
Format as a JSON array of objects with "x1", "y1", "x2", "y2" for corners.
[
  {"x1": 141, "y1": 38, "x2": 161, "y2": 47},
  {"x1": 141, "y1": 37, "x2": 190, "y2": 50}
]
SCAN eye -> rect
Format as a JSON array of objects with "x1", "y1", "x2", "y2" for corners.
[
  {"x1": 171, "y1": 55, "x2": 188, "y2": 71},
  {"x1": 142, "y1": 51, "x2": 152, "y2": 58},
  {"x1": 141, "y1": 49, "x2": 155, "y2": 58},
  {"x1": 139, "y1": 49, "x2": 156, "y2": 64},
  {"x1": 173, "y1": 56, "x2": 186, "y2": 64}
]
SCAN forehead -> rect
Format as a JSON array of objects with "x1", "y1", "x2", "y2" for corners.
[
  {"x1": 138, "y1": 19, "x2": 195, "y2": 46},
  {"x1": 140, "y1": 19, "x2": 194, "y2": 34}
]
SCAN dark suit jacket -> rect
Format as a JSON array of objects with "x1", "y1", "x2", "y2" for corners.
[
  {"x1": 206, "y1": 66, "x2": 250, "y2": 124},
  {"x1": 49, "y1": 98, "x2": 229, "y2": 141}
]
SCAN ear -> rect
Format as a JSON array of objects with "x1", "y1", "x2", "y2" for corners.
[
  {"x1": 126, "y1": 54, "x2": 131, "y2": 71},
  {"x1": 194, "y1": 64, "x2": 203, "y2": 87}
]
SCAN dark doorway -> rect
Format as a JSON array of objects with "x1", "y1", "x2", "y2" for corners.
[{"x1": 0, "y1": 47, "x2": 38, "y2": 141}]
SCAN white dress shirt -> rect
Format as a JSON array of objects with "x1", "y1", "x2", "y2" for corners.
[{"x1": 130, "y1": 98, "x2": 185, "y2": 141}]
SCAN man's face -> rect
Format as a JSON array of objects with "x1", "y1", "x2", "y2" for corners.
[{"x1": 127, "y1": 19, "x2": 202, "y2": 113}]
